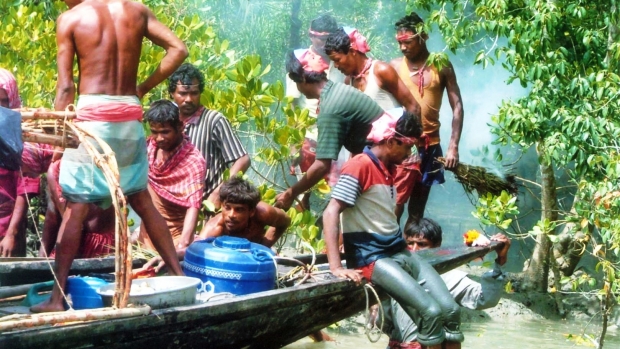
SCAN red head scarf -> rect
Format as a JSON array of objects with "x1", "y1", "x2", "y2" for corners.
[
  {"x1": 294, "y1": 48, "x2": 329, "y2": 73},
  {"x1": 343, "y1": 27, "x2": 371, "y2": 54},
  {"x1": 0, "y1": 68, "x2": 21, "y2": 108}
]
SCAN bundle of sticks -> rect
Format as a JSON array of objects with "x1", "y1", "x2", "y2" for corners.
[
  {"x1": 19, "y1": 108, "x2": 79, "y2": 148},
  {"x1": 436, "y1": 157, "x2": 518, "y2": 198}
]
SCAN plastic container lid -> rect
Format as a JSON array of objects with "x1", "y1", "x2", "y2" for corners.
[{"x1": 213, "y1": 236, "x2": 251, "y2": 250}]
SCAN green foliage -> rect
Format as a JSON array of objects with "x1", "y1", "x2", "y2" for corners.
[
  {"x1": 472, "y1": 190, "x2": 519, "y2": 230},
  {"x1": 0, "y1": 2, "x2": 61, "y2": 107},
  {"x1": 404, "y1": 0, "x2": 620, "y2": 342}
]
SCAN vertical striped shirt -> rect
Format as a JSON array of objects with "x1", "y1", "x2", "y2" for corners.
[{"x1": 184, "y1": 107, "x2": 247, "y2": 196}]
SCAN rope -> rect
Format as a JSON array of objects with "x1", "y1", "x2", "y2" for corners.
[{"x1": 363, "y1": 283, "x2": 384, "y2": 343}]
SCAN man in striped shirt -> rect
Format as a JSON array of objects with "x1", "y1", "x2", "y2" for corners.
[
  {"x1": 323, "y1": 112, "x2": 463, "y2": 349},
  {"x1": 139, "y1": 100, "x2": 206, "y2": 251},
  {"x1": 168, "y1": 63, "x2": 251, "y2": 211}
]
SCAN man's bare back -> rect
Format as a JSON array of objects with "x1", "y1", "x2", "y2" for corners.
[{"x1": 55, "y1": 0, "x2": 187, "y2": 108}]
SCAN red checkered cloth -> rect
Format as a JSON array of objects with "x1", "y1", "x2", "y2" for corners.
[{"x1": 147, "y1": 137, "x2": 206, "y2": 209}]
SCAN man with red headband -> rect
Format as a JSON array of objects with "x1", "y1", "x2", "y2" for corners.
[
  {"x1": 324, "y1": 27, "x2": 420, "y2": 116},
  {"x1": 276, "y1": 49, "x2": 386, "y2": 210},
  {"x1": 390, "y1": 12, "x2": 465, "y2": 225},
  {"x1": 286, "y1": 14, "x2": 345, "y2": 210},
  {"x1": 32, "y1": 0, "x2": 187, "y2": 313},
  {"x1": 323, "y1": 112, "x2": 463, "y2": 349}
]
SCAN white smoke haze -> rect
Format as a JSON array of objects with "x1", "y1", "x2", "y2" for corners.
[{"x1": 199, "y1": 1, "x2": 535, "y2": 264}]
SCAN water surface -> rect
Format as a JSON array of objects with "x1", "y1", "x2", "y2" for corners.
[{"x1": 285, "y1": 317, "x2": 620, "y2": 348}]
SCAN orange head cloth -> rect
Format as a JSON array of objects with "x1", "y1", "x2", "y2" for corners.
[{"x1": 294, "y1": 48, "x2": 329, "y2": 73}]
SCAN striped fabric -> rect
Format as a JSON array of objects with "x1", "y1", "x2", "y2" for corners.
[
  {"x1": 147, "y1": 137, "x2": 205, "y2": 209},
  {"x1": 315, "y1": 81, "x2": 383, "y2": 160},
  {"x1": 184, "y1": 108, "x2": 247, "y2": 196},
  {"x1": 59, "y1": 120, "x2": 148, "y2": 207},
  {"x1": 332, "y1": 148, "x2": 405, "y2": 268}
]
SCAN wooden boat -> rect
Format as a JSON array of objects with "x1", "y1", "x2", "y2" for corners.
[{"x1": 0, "y1": 243, "x2": 502, "y2": 349}]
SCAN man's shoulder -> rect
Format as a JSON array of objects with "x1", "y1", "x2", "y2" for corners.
[
  {"x1": 389, "y1": 57, "x2": 404, "y2": 70},
  {"x1": 199, "y1": 108, "x2": 227, "y2": 122}
]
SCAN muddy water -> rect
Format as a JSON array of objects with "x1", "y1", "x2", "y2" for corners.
[{"x1": 284, "y1": 317, "x2": 620, "y2": 348}]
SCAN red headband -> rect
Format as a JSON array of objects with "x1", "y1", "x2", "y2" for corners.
[
  {"x1": 396, "y1": 33, "x2": 419, "y2": 42},
  {"x1": 309, "y1": 29, "x2": 330, "y2": 37}
]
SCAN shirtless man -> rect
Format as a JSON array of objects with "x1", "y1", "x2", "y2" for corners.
[
  {"x1": 324, "y1": 27, "x2": 420, "y2": 115},
  {"x1": 199, "y1": 177, "x2": 290, "y2": 247},
  {"x1": 390, "y1": 12, "x2": 464, "y2": 225},
  {"x1": 145, "y1": 177, "x2": 290, "y2": 270},
  {"x1": 32, "y1": 0, "x2": 188, "y2": 313}
]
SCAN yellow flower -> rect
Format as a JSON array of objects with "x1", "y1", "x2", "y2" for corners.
[{"x1": 463, "y1": 229, "x2": 480, "y2": 246}]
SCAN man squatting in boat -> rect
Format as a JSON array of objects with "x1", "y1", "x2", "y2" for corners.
[
  {"x1": 322, "y1": 112, "x2": 464, "y2": 349},
  {"x1": 31, "y1": 0, "x2": 188, "y2": 313},
  {"x1": 382, "y1": 218, "x2": 511, "y2": 349}
]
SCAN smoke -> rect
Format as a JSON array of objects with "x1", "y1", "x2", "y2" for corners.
[{"x1": 196, "y1": 1, "x2": 534, "y2": 266}]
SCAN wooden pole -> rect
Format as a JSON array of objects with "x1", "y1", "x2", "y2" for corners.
[
  {"x1": 22, "y1": 132, "x2": 79, "y2": 148},
  {"x1": 0, "y1": 306, "x2": 150, "y2": 332},
  {"x1": 17, "y1": 110, "x2": 77, "y2": 120}
]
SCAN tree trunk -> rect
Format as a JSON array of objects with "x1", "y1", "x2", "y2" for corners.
[
  {"x1": 552, "y1": 194, "x2": 590, "y2": 277},
  {"x1": 522, "y1": 143, "x2": 559, "y2": 292},
  {"x1": 288, "y1": 0, "x2": 302, "y2": 50}
]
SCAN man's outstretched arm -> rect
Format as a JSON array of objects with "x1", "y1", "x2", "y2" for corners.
[{"x1": 258, "y1": 202, "x2": 291, "y2": 247}]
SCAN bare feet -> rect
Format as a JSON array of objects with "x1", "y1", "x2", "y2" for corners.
[{"x1": 30, "y1": 298, "x2": 65, "y2": 313}]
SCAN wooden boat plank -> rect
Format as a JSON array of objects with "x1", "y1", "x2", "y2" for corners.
[
  {"x1": 0, "y1": 243, "x2": 502, "y2": 349},
  {"x1": 0, "y1": 257, "x2": 144, "y2": 286}
]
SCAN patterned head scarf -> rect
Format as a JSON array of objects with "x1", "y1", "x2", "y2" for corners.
[
  {"x1": 367, "y1": 108, "x2": 417, "y2": 145},
  {"x1": 343, "y1": 27, "x2": 371, "y2": 54},
  {"x1": 294, "y1": 48, "x2": 329, "y2": 73},
  {"x1": 0, "y1": 68, "x2": 21, "y2": 108}
]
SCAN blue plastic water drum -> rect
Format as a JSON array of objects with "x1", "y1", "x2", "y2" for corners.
[
  {"x1": 183, "y1": 236, "x2": 276, "y2": 295},
  {"x1": 66, "y1": 276, "x2": 109, "y2": 309}
]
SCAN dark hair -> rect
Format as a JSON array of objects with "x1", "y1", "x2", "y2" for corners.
[
  {"x1": 310, "y1": 14, "x2": 338, "y2": 33},
  {"x1": 168, "y1": 63, "x2": 205, "y2": 95},
  {"x1": 404, "y1": 217, "x2": 442, "y2": 246},
  {"x1": 144, "y1": 99, "x2": 181, "y2": 128},
  {"x1": 324, "y1": 27, "x2": 350, "y2": 55},
  {"x1": 395, "y1": 110, "x2": 423, "y2": 139},
  {"x1": 395, "y1": 12, "x2": 425, "y2": 33},
  {"x1": 219, "y1": 177, "x2": 261, "y2": 209},
  {"x1": 285, "y1": 50, "x2": 327, "y2": 84}
]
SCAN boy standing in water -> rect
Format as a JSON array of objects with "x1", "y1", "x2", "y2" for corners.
[{"x1": 323, "y1": 112, "x2": 463, "y2": 349}]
